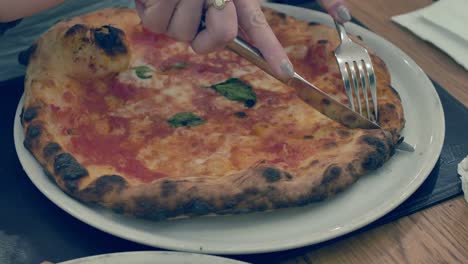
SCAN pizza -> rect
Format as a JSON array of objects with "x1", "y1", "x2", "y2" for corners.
[{"x1": 20, "y1": 7, "x2": 404, "y2": 220}]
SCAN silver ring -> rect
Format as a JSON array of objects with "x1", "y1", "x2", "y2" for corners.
[{"x1": 205, "y1": 0, "x2": 232, "y2": 10}]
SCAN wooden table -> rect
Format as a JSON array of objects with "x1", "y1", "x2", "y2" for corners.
[{"x1": 282, "y1": 1, "x2": 468, "y2": 263}]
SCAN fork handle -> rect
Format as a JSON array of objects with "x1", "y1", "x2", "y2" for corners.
[{"x1": 334, "y1": 20, "x2": 350, "y2": 43}]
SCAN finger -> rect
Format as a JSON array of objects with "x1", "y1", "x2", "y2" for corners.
[
  {"x1": 135, "y1": 0, "x2": 180, "y2": 33},
  {"x1": 166, "y1": 0, "x2": 205, "y2": 42},
  {"x1": 318, "y1": 0, "x2": 351, "y2": 23},
  {"x1": 234, "y1": 0, "x2": 293, "y2": 80},
  {"x1": 191, "y1": 1, "x2": 238, "y2": 54}
]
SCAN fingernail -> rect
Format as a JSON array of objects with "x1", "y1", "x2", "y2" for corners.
[
  {"x1": 336, "y1": 6, "x2": 351, "y2": 22},
  {"x1": 280, "y1": 59, "x2": 294, "y2": 78}
]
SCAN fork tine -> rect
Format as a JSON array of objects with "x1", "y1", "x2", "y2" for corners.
[
  {"x1": 336, "y1": 59, "x2": 355, "y2": 111},
  {"x1": 357, "y1": 60, "x2": 371, "y2": 120},
  {"x1": 365, "y1": 61, "x2": 378, "y2": 121},
  {"x1": 348, "y1": 62, "x2": 362, "y2": 115}
]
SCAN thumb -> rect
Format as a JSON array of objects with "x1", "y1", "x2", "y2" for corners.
[{"x1": 318, "y1": 0, "x2": 351, "y2": 23}]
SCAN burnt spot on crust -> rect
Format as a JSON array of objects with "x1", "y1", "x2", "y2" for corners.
[
  {"x1": 43, "y1": 142, "x2": 62, "y2": 159},
  {"x1": 310, "y1": 159, "x2": 319, "y2": 166},
  {"x1": 318, "y1": 39, "x2": 329, "y2": 44},
  {"x1": 277, "y1": 12, "x2": 287, "y2": 19},
  {"x1": 93, "y1": 25, "x2": 127, "y2": 56},
  {"x1": 54, "y1": 153, "x2": 88, "y2": 191},
  {"x1": 243, "y1": 187, "x2": 260, "y2": 196},
  {"x1": 111, "y1": 203, "x2": 125, "y2": 215},
  {"x1": 134, "y1": 197, "x2": 168, "y2": 220},
  {"x1": 161, "y1": 180, "x2": 177, "y2": 198},
  {"x1": 388, "y1": 84, "x2": 402, "y2": 100},
  {"x1": 308, "y1": 21, "x2": 318, "y2": 26},
  {"x1": 22, "y1": 107, "x2": 39, "y2": 122},
  {"x1": 303, "y1": 135, "x2": 314, "y2": 139},
  {"x1": 183, "y1": 198, "x2": 215, "y2": 216},
  {"x1": 337, "y1": 129, "x2": 351, "y2": 138},
  {"x1": 18, "y1": 43, "x2": 37, "y2": 66},
  {"x1": 65, "y1": 24, "x2": 88, "y2": 38},
  {"x1": 262, "y1": 167, "x2": 281, "y2": 182},
  {"x1": 325, "y1": 142, "x2": 337, "y2": 149},
  {"x1": 347, "y1": 162, "x2": 359, "y2": 180},
  {"x1": 234, "y1": 111, "x2": 247, "y2": 118},
  {"x1": 321, "y1": 98, "x2": 331, "y2": 105},
  {"x1": 26, "y1": 124, "x2": 41, "y2": 138},
  {"x1": 24, "y1": 123, "x2": 42, "y2": 150},
  {"x1": 322, "y1": 164, "x2": 342, "y2": 185},
  {"x1": 90, "y1": 175, "x2": 126, "y2": 198},
  {"x1": 385, "y1": 103, "x2": 396, "y2": 110},
  {"x1": 361, "y1": 136, "x2": 388, "y2": 170}
]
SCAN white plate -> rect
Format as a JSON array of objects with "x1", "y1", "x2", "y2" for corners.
[
  {"x1": 58, "y1": 251, "x2": 246, "y2": 264},
  {"x1": 14, "y1": 4, "x2": 445, "y2": 255}
]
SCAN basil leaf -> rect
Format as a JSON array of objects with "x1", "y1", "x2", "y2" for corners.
[
  {"x1": 167, "y1": 112, "x2": 205, "y2": 128},
  {"x1": 211, "y1": 78, "x2": 257, "y2": 108},
  {"x1": 132, "y1": 66, "x2": 153, "y2": 79}
]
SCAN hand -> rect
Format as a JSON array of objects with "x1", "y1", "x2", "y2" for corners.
[
  {"x1": 135, "y1": 0, "x2": 294, "y2": 80},
  {"x1": 318, "y1": 0, "x2": 351, "y2": 23}
]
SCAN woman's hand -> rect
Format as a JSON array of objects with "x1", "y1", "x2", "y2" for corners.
[
  {"x1": 0, "y1": 0, "x2": 64, "y2": 22},
  {"x1": 135, "y1": 0, "x2": 294, "y2": 80},
  {"x1": 135, "y1": 0, "x2": 351, "y2": 80},
  {"x1": 318, "y1": 0, "x2": 351, "y2": 23}
]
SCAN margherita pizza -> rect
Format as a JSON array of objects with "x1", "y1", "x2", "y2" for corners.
[{"x1": 20, "y1": 7, "x2": 404, "y2": 220}]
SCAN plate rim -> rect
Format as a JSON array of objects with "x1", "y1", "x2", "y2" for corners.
[
  {"x1": 14, "y1": 4, "x2": 446, "y2": 255},
  {"x1": 58, "y1": 251, "x2": 247, "y2": 264}
]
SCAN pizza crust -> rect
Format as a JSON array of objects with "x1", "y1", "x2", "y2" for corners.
[{"x1": 22, "y1": 7, "x2": 400, "y2": 221}]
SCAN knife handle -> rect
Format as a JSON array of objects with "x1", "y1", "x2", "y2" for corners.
[{"x1": 226, "y1": 38, "x2": 277, "y2": 79}]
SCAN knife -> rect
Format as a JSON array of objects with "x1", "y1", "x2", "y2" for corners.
[
  {"x1": 227, "y1": 37, "x2": 379, "y2": 129},
  {"x1": 227, "y1": 37, "x2": 415, "y2": 152}
]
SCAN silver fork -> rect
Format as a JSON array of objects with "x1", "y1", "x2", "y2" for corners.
[{"x1": 334, "y1": 21, "x2": 378, "y2": 122}]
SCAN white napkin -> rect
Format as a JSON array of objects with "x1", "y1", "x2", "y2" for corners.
[
  {"x1": 391, "y1": 0, "x2": 468, "y2": 71},
  {"x1": 459, "y1": 156, "x2": 468, "y2": 203}
]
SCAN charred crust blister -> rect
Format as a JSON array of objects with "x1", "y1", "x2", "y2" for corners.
[
  {"x1": 54, "y1": 153, "x2": 88, "y2": 191},
  {"x1": 89, "y1": 175, "x2": 126, "y2": 198},
  {"x1": 234, "y1": 111, "x2": 247, "y2": 118},
  {"x1": 65, "y1": 24, "x2": 88, "y2": 37},
  {"x1": 385, "y1": 102, "x2": 396, "y2": 110},
  {"x1": 93, "y1": 25, "x2": 127, "y2": 56},
  {"x1": 24, "y1": 123, "x2": 42, "y2": 150},
  {"x1": 321, "y1": 98, "x2": 331, "y2": 105},
  {"x1": 322, "y1": 165, "x2": 342, "y2": 185},
  {"x1": 43, "y1": 142, "x2": 62, "y2": 159},
  {"x1": 183, "y1": 198, "x2": 214, "y2": 216},
  {"x1": 18, "y1": 43, "x2": 37, "y2": 66},
  {"x1": 318, "y1": 39, "x2": 329, "y2": 44},
  {"x1": 161, "y1": 180, "x2": 177, "y2": 198},
  {"x1": 22, "y1": 107, "x2": 39, "y2": 122},
  {"x1": 277, "y1": 12, "x2": 287, "y2": 19},
  {"x1": 336, "y1": 129, "x2": 351, "y2": 138},
  {"x1": 262, "y1": 167, "x2": 281, "y2": 182},
  {"x1": 361, "y1": 136, "x2": 388, "y2": 170}
]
